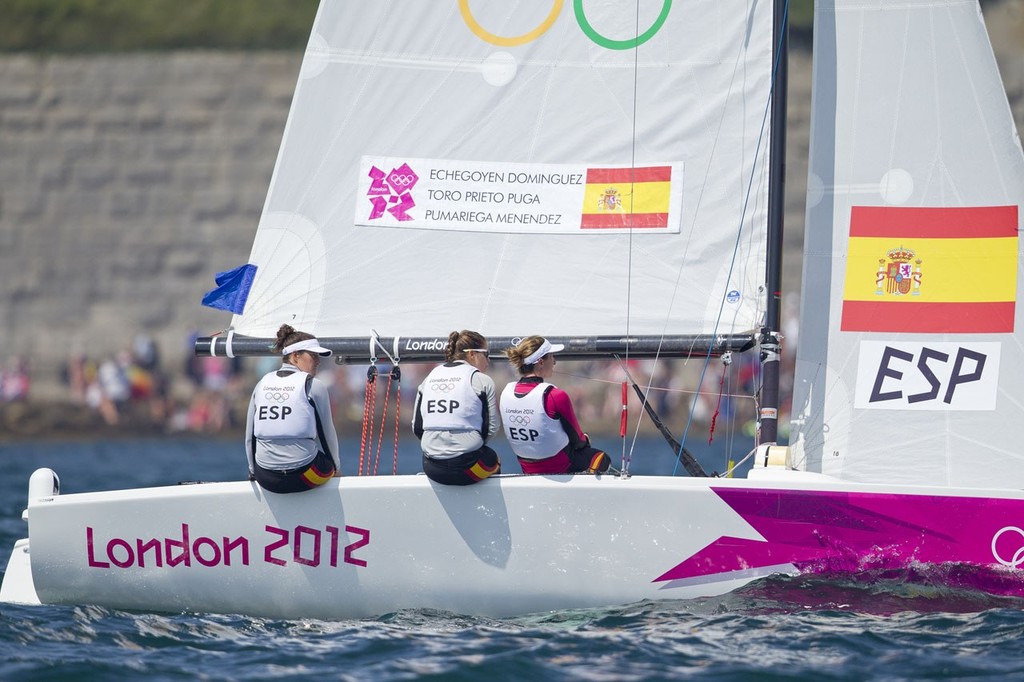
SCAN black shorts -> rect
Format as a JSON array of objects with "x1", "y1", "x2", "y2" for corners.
[
  {"x1": 254, "y1": 450, "x2": 336, "y2": 494},
  {"x1": 422, "y1": 446, "x2": 501, "y2": 486},
  {"x1": 566, "y1": 444, "x2": 611, "y2": 474}
]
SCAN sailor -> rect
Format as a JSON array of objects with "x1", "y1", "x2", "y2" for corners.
[
  {"x1": 500, "y1": 336, "x2": 610, "y2": 475},
  {"x1": 244, "y1": 324, "x2": 340, "y2": 493},
  {"x1": 413, "y1": 330, "x2": 501, "y2": 485}
]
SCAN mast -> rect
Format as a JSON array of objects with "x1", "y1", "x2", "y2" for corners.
[{"x1": 758, "y1": 0, "x2": 789, "y2": 445}]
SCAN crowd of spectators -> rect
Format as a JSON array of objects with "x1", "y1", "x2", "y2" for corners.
[
  {"x1": 41, "y1": 333, "x2": 252, "y2": 435},
  {"x1": 0, "y1": 327, "x2": 796, "y2": 440},
  {"x1": 0, "y1": 356, "x2": 30, "y2": 403}
]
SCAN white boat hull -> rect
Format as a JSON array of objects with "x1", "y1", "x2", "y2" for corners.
[{"x1": 4, "y1": 469, "x2": 1024, "y2": 619}]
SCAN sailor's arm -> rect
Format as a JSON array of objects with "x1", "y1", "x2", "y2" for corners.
[{"x1": 308, "y1": 378, "x2": 341, "y2": 471}]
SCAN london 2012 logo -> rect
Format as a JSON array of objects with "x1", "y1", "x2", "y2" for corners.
[{"x1": 367, "y1": 163, "x2": 418, "y2": 222}]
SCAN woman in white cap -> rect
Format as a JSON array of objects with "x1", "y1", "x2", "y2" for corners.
[
  {"x1": 501, "y1": 336, "x2": 610, "y2": 475},
  {"x1": 413, "y1": 329, "x2": 501, "y2": 485},
  {"x1": 244, "y1": 324, "x2": 341, "y2": 493}
]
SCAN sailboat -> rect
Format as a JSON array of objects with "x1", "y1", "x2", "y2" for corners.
[{"x1": 3, "y1": 0, "x2": 1024, "y2": 619}]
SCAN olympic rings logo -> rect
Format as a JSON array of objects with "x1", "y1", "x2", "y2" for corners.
[
  {"x1": 459, "y1": 0, "x2": 672, "y2": 51},
  {"x1": 389, "y1": 173, "x2": 417, "y2": 188},
  {"x1": 264, "y1": 392, "x2": 291, "y2": 403},
  {"x1": 992, "y1": 526, "x2": 1024, "y2": 568},
  {"x1": 507, "y1": 414, "x2": 532, "y2": 425},
  {"x1": 430, "y1": 382, "x2": 456, "y2": 393}
]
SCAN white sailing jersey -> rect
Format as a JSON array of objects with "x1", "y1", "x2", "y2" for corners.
[
  {"x1": 419, "y1": 362, "x2": 482, "y2": 432},
  {"x1": 500, "y1": 382, "x2": 569, "y2": 460},
  {"x1": 252, "y1": 370, "x2": 317, "y2": 440}
]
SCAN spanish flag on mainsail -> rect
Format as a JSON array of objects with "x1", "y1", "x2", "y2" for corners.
[
  {"x1": 580, "y1": 166, "x2": 672, "y2": 229},
  {"x1": 840, "y1": 206, "x2": 1018, "y2": 333}
]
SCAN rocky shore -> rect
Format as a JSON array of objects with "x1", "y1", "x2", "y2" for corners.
[{"x1": 0, "y1": 400, "x2": 179, "y2": 442}]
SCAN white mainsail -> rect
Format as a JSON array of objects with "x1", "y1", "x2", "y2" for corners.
[
  {"x1": 232, "y1": 1, "x2": 774, "y2": 340},
  {"x1": 790, "y1": 0, "x2": 1024, "y2": 487}
]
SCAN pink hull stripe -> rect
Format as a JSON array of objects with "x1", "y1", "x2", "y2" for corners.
[{"x1": 655, "y1": 488, "x2": 1024, "y2": 594}]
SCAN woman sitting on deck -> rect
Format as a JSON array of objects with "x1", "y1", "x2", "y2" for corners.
[
  {"x1": 501, "y1": 336, "x2": 610, "y2": 475},
  {"x1": 413, "y1": 330, "x2": 501, "y2": 485},
  {"x1": 244, "y1": 324, "x2": 340, "y2": 494}
]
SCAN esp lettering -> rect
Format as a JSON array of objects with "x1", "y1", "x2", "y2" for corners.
[
  {"x1": 258, "y1": 405, "x2": 293, "y2": 420},
  {"x1": 508, "y1": 427, "x2": 540, "y2": 441},
  {"x1": 426, "y1": 399, "x2": 460, "y2": 414},
  {"x1": 869, "y1": 345, "x2": 987, "y2": 405}
]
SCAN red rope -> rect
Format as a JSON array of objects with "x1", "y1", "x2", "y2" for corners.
[
  {"x1": 360, "y1": 365, "x2": 402, "y2": 476},
  {"x1": 359, "y1": 366, "x2": 377, "y2": 476},
  {"x1": 372, "y1": 375, "x2": 392, "y2": 475},
  {"x1": 619, "y1": 381, "x2": 627, "y2": 438},
  {"x1": 708, "y1": 366, "x2": 727, "y2": 445},
  {"x1": 391, "y1": 368, "x2": 401, "y2": 475}
]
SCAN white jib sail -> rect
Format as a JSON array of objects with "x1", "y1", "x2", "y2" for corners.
[
  {"x1": 230, "y1": 1, "x2": 774, "y2": 340},
  {"x1": 790, "y1": 0, "x2": 1024, "y2": 488}
]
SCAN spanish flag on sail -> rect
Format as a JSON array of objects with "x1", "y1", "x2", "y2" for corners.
[
  {"x1": 840, "y1": 206, "x2": 1018, "y2": 333},
  {"x1": 580, "y1": 166, "x2": 672, "y2": 229}
]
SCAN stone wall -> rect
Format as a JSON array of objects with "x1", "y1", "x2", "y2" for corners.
[
  {"x1": 0, "y1": 52, "x2": 301, "y2": 398},
  {"x1": 1, "y1": 2, "x2": 1022, "y2": 399}
]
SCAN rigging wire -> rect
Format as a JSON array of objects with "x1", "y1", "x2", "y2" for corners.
[
  {"x1": 618, "y1": 0, "x2": 642, "y2": 475},
  {"x1": 670, "y1": 0, "x2": 791, "y2": 476},
  {"x1": 614, "y1": 356, "x2": 709, "y2": 477},
  {"x1": 557, "y1": 367, "x2": 757, "y2": 404},
  {"x1": 608, "y1": 1, "x2": 787, "y2": 477},
  {"x1": 723, "y1": 446, "x2": 759, "y2": 478}
]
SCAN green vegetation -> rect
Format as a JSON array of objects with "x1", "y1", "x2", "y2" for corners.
[
  {"x1": 0, "y1": 0, "x2": 320, "y2": 53},
  {"x1": 0, "y1": 0, "x2": 880, "y2": 55},
  {"x1": 788, "y1": 0, "x2": 814, "y2": 39}
]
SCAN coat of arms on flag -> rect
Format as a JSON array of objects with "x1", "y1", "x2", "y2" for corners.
[{"x1": 874, "y1": 246, "x2": 922, "y2": 297}]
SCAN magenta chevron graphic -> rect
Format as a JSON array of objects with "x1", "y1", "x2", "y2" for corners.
[{"x1": 655, "y1": 488, "x2": 1024, "y2": 591}]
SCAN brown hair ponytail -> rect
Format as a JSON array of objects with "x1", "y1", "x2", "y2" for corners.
[{"x1": 444, "y1": 330, "x2": 487, "y2": 362}]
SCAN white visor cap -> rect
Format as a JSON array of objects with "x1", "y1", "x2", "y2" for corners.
[
  {"x1": 282, "y1": 338, "x2": 333, "y2": 357},
  {"x1": 524, "y1": 338, "x2": 564, "y2": 365}
]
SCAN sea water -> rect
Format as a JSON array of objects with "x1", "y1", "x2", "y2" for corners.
[{"x1": 1, "y1": 437, "x2": 1024, "y2": 680}]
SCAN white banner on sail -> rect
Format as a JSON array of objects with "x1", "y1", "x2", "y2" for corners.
[
  {"x1": 356, "y1": 156, "x2": 683, "y2": 235},
  {"x1": 853, "y1": 341, "x2": 1001, "y2": 411}
]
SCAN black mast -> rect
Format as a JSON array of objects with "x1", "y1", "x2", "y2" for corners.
[{"x1": 758, "y1": 0, "x2": 789, "y2": 445}]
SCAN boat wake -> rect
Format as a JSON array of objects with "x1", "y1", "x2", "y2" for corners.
[{"x1": 723, "y1": 566, "x2": 1024, "y2": 616}]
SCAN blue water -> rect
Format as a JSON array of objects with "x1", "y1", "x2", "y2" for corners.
[{"x1": 2, "y1": 437, "x2": 1024, "y2": 680}]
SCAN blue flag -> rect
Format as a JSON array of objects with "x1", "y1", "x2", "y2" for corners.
[{"x1": 201, "y1": 264, "x2": 257, "y2": 314}]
